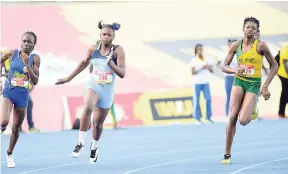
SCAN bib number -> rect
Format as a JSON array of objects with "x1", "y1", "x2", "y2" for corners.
[
  {"x1": 239, "y1": 65, "x2": 255, "y2": 76},
  {"x1": 11, "y1": 77, "x2": 29, "y2": 88},
  {"x1": 93, "y1": 71, "x2": 113, "y2": 84}
]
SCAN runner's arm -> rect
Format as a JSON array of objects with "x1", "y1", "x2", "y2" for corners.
[
  {"x1": 259, "y1": 41, "x2": 279, "y2": 88},
  {"x1": 221, "y1": 41, "x2": 238, "y2": 74},
  {"x1": 67, "y1": 46, "x2": 94, "y2": 81},
  {"x1": 108, "y1": 46, "x2": 125, "y2": 78},
  {"x1": 0, "y1": 50, "x2": 14, "y2": 63},
  {"x1": 26, "y1": 55, "x2": 40, "y2": 85}
]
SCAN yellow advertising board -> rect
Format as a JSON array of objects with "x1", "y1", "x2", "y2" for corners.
[{"x1": 133, "y1": 88, "x2": 207, "y2": 125}]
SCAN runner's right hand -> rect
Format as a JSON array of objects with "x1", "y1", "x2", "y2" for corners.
[
  {"x1": 236, "y1": 66, "x2": 246, "y2": 76},
  {"x1": 55, "y1": 77, "x2": 70, "y2": 85}
]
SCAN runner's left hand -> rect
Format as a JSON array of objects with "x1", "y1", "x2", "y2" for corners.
[
  {"x1": 106, "y1": 51, "x2": 114, "y2": 64},
  {"x1": 261, "y1": 86, "x2": 271, "y2": 101}
]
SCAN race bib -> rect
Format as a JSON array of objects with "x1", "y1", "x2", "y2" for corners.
[
  {"x1": 93, "y1": 71, "x2": 113, "y2": 84},
  {"x1": 239, "y1": 65, "x2": 255, "y2": 76},
  {"x1": 11, "y1": 77, "x2": 29, "y2": 88}
]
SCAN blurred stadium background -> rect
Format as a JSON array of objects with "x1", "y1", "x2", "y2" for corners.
[{"x1": 1, "y1": 1, "x2": 288, "y2": 133}]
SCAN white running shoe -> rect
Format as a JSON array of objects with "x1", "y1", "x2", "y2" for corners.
[
  {"x1": 89, "y1": 144, "x2": 99, "y2": 164},
  {"x1": 7, "y1": 154, "x2": 16, "y2": 168},
  {"x1": 71, "y1": 143, "x2": 84, "y2": 158}
]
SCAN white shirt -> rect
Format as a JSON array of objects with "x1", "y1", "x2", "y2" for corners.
[{"x1": 190, "y1": 56, "x2": 214, "y2": 84}]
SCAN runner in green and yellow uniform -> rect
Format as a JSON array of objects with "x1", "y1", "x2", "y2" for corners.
[{"x1": 220, "y1": 17, "x2": 279, "y2": 164}]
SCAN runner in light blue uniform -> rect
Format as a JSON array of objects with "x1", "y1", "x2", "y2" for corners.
[
  {"x1": 86, "y1": 43, "x2": 118, "y2": 108},
  {"x1": 56, "y1": 21, "x2": 126, "y2": 164}
]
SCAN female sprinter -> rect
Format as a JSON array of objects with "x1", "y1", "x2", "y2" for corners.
[
  {"x1": 220, "y1": 17, "x2": 278, "y2": 164},
  {"x1": 0, "y1": 31, "x2": 41, "y2": 168},
  {"x1": 56, "y1": 21, "x2": 126, "y2": 163}
]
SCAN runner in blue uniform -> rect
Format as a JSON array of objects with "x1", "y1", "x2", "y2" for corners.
[{"x1": 0, "y1": 31, "x2": 41, "y2": 168}]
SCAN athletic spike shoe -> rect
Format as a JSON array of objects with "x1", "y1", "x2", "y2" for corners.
[
  {"x1": 71, "y1": 143, "x2": 84, "y2": 158},
  {"x1": 90, "y1": 143, "x2": 99, "y2": 164},
  {"x1": 221, "y1": 154, "x2": 231, "y2": 164}
]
